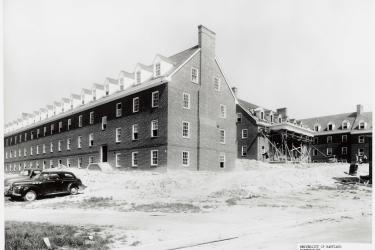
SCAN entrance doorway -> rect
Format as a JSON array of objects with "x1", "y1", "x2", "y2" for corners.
[{"x1": 101, "y1": 145, "x2": 108, "y2": 162}]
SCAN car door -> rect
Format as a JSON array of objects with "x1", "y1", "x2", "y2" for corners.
[
  {"x1": 42, "y1": 173, "x2": 63, "y2": 194},
  {"x1": 60, "y1": 173, "x2": 75, "y2": 192}
]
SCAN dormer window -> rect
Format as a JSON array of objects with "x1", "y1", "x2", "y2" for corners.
[
  {"x1": 214, "y1": 77, "x2": 221, "y2": 91},
  {"x1": 278, "y1": 116, "x2": 282, "y2": 123},
  {"x1": 342, "y1": 121, "x2": 349, "y2": 130},
  {"x1": 260, "y1": 111, "x2": 264, "y2": 120},
  {"x1": 327, "y1": 122, "x2": 334, "y2": 131},
  {"x1": 136, "y1": 71, "x2": 141, "y2": 84},
  {"x1": 359, "y1": 121, "x2": 366, "y2": 130},
  {"x1": 119, "y1": 78, "x2": 124, "y2": 90},
  {"x1": 314, "y1": 124, "x2": 321, "y2": 132},
  {"x1": 155, "y1": 63, "x2": 161, "y2": 77},
  {"x1": 105, "y1": 85, "x2": 109, "y2": 95},
  {"x1": 270, "y1": 115, "x2": 274, "y2": 123}
]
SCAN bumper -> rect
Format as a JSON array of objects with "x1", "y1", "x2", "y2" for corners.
[{"x1": 4, "y1": 186, "x2": 11, "y2": 196}]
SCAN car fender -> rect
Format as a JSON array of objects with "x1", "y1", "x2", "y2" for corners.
[
  {"x1": 67, "y1": 182, "x2": 78, "y2": 191},
  {"x1": 21, "y1": 185, "x2": 41, "y2": 196}
]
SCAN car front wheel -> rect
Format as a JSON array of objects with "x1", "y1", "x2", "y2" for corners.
[
  {"x1": 23, "y1": 190, "x2": 37, "y2": 201},
  {"x1": 69, "y1": 186, "x2": 78, "y2": 195}
]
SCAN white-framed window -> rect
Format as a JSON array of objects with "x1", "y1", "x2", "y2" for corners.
[
  {"x1": 151, "y1": 150, "x2": 158, "y2": 166},
  {"x1": 342, "y1": 135, "x2": 347, "y2": 143},
  {"x1": 237, "y1": 113, "x2": 242, "y2": 123},
  {"x1": 182, "y1": 121, "x2": 190, "y2": 138},
  {"x1": 155, "y1": 62, "x2": 161, "y2": 77},
  {"x1": 24, "y1": 148, "x2": 27, "y2": 157},
  {"x1": 358, "y1": 135, "x2": 365, "y2": 143},
  {"x1": 242, "y1": 129, "x2": 248, "y2": 139},
  {"x1": 136, "y1": 71, "x2": 141, "y2": 84},
  {"x1": 24, "y1": 133, "x2": 27, "y2": 141},
  {"x1": 9, "y1": 150, "x2": 12, "y2": 158},
  {"x1": 67, "y1": 138, "x2": 71, "y2": 150},
  {"x1": 327, "y1": 136, "x2": 332, "y2": 143},
  {"x1": 66, "y1": 158, "x2": 71, "y2": 167},
  {"x1": 214, "y1": 77, "x2": 221, "y2": 91},
  {"x1": 314, "y1": 124, "x2": 320, "y2": 132},
  {"x1": 327, "y1": 122, "x2": 334, "y2": 131},
  {"x1": 183, "y1": 93, "x2": 190, "y2": 109},
  {"x1": 50, "y1": 160, "x2": 53, "y2": 168},
  {"x1": 313, "y1": 149, "x2": 318, "y2": 156},
  {"x1": 359, "y1": 121, "x2": 366, "y2": 130},
  {"x1": 132, "y1": 152, "x2": 138, "y2": 167},
  {"x1": 18, "y1": 149, "x2": 21, "y2": 157},
  {"x1": 119, "y1": 78, "x2": 124, "y2": 90},
  {"x1": 19, "y1": 134, "x2": 22, "y2": 143},
  {"x1": 342, "y1": 147, "x2": 347, "y2": 155},
  {"x1": 43, "y1": 126, "x2": 47, "y2": 136},
  {"x1": 260, "y1": 111, "x2": 264, "y2": 120},
  {"x1": 89, "y1": 156, "x2": 94, "y2": 164},
  {"x1": 219, "y1": 153, "x2": 225, "y2": 168},
  {"x1": 89, "y1": 133, "x2": 94, "y2": 147},
  {"x1": 182, "y1": 151, "x2": 190, "y2": 166},
  {"x1": 342, "y1": 121, "x2": 349, "y2": 130},
  {"x1": 77, "y1": 136, "x2": 82, "y2": 148},
  {"x1": 42, "y1": 160, "x2": 46, "y2": 169},
  {"x1": 51, "y1": 124, "x2": 54, "y2": 134},
  {"x1": 116, "y1": 103, "x2": 122, "y2": 117},
  {"x1": 219, "y1": 129, "x2": 225, "y2": 144},
  {"x1": 37, "y1": 128, "x2": 40, "y2": 138},
  {"x1": 58, "y1": 140, "x2": 62, "y2": 152},
  {"x1": 68, "y1": 118, "x2": 71, "y2": 130},
  {"x1": 358, "y1": 148, "x2": 364, "y2": 156},
  {"x1": 313, "y1": 137, "x2": 318, "y2": 144},
  {"x1": 36, "y1": 145, "x2": 39, "y2": 155},
  {"x1": 50, "y1": 142, "x2": 53, "y2": 153},
  {"x1": 78, "y1": 157, "x2": 82, "y2": 168},
  {"x1": 101, "y1": 116, "x2": 107, "y2": 130},
  {"x1": 151, "y1": 120, "x2": 158, "y2": 137},
  {"x1": 78, "y1": 115, "x2": 83, "y2": 127},
  {"x1": 278, "y1": 116, "x2": 282, "y2": 123},
  {"x1": 133, "y1": 97, "x2": 139, "y2": 113},
  {"x1": 327, "y1": 147, "x2": 332, "y2": 156},
  {"x1": 132, "y1": 124, "x2": 139, "y2": 140},
  {"x1": 116, "y1": 128, "x2": 122, "y2": 143},
  {"x1": 59, "y1": 121, "x2": 63, "y2": 132},
  {"x1": 115, "y1": 153, "x2": 121, "y2": 167},
  {"x1": 220, "y1": 104, "x2": 227, "y2": 118},
  {"x1": 90, "y1": 111, "x2": 94, "y2": 124},
  {"x1": 43, "y1": 144, "x2": 46, "y2": 154},
  {"x1": 191, "y1": 67, "x2": 199, "y2": 83},
  {"x1": 241, "y1": 145, "x2": 247, "y2": 156},
  {"x1": 270, "y1": 115, "x2": 274, "y2": 123},
  {"x1": 5, "y1": 151, "x2": 8, "y2": 159},
  {"x1": 152, "y1": 91, "x2": 159, "y2": 108}
]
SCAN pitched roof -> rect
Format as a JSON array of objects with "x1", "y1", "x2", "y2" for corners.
[
  {"x1": 119, "y1": 71, "x2": 134, "y2": 78},
  {"x1": 105, "y1": 77, "x2": 118, "y2": 85},
  {"x1": 92, "y1": 83, "x2": 105, "y2": 90},
  {"x1": 299, "y1": 111, "x2": 372, "y2": 132}
]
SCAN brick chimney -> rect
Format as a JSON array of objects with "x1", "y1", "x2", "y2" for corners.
[
  {"x1": 276, "y1": 108, "x2": 288, "y2": 118},
  {"x1": 356, "y1": 104, "x2": 363, "y2": 115},
  {"x1": 231, "y1": 87, "x2": 238, "y2": 97},
  {"x1": 198, "y1": 25, "x2": 216, "y2": 58}
]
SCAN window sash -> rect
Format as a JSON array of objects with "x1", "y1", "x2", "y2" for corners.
[
  {"x1": 116, "y1": 103, "x2": 122, "y2": 117},
  {"x1": 132, "y1": 124, "x2": 139, "y2": 140},
  {"x1": 182, "y1": 122, "x2": 190, "y2": 138},
  {"x1": 183, "y1": 93, "x2": 190, "y2": 109},
  {"x1": 152, "y1": 91, "x2": 159, "y2": 108},
  {"x1": 90, "y1": 112, "x2": 94, "y2": 124},
  {"x1": 191, "y1": 68, "x2": 199, "y2": 83},
  {"x1": 116, "y1": 128, "x2": 122, "y2": 142},
  {"x1": 182, "y1": 151, "x2": 189, "y2": 166},
  {"x1": 78, "y1": 115, "x2": 83, "y2": 127},
  {"x1": 220, "y1": 129, "x2": 225, "y2": 144},
  {"x1": 151, "y1": 150, "x2": 158, "y2": 166},
  {"x1": 151, "y1": 120, "x2": 158, "y2": 137},
  {"x1": 133, "y1": 97, "x2": 139, "y2": 112},
  {"x1": 132, "y1": 152, "x2": 138, "y2": 167}
]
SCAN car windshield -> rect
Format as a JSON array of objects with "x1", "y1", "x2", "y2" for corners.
[
  {"x1": 32, "y1": 173, "x2": 46, "y2": 181},
  {"x1": 19, "y1": 170, "x2": 30, "y2": 176}
]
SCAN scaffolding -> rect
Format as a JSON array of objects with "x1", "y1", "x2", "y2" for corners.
[{"x1": 260, "y1": 129, "x2": 314, "y2": 163}]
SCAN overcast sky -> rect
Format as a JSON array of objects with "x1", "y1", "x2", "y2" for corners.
[{"x1": 4, "y1": 0, "x2": 374, "y2": 124}]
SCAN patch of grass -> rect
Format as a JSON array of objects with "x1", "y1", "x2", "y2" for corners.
[
  {"x1": 5, "y1": 221, "x2": 113, "y2": 250},
  {"x1": 130, "y1": 202, "x2": 201, "y2": 213}
]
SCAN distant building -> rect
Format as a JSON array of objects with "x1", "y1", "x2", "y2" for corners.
[
  {"x1": 4, "y1": 25, "x2": 237, "y2": 172},
  {"x1": 235, "y1": 94, "x2": 315, "y2": 163},
  {"x1": 300, "y1": 105, "x2": 372, "y2": 163}
]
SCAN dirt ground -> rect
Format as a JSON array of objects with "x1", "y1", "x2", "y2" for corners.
[{"x1": 4, "y1": 160, "x2": 373, "y2": 249}]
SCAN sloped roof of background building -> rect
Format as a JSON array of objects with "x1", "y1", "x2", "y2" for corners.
[{"x1": 299, "y1": 112, "x2": 372, "y2": 131}]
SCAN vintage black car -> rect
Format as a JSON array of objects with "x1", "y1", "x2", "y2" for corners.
[
  {"x1": 9, "y1": 170, "x2": 85, "y2": 201},
  {"x1": 4, "y1": 169, "x2": 42, "y2": 196}
]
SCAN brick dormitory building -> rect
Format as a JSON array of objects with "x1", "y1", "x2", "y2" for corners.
[{"x1": 3, "y1": 26, "x2": 373, "y2": 172}]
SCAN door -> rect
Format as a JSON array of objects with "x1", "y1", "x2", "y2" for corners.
[{"x1": 101, "y1": 145, "x2": 108, "y2": 162}]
